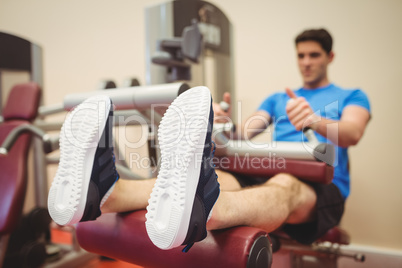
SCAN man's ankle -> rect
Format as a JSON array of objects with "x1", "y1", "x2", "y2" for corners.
[{"x1": 100, "y1": 181, "x2": 119, "y2": 213}]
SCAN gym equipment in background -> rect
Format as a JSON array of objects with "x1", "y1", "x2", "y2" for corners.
[{"x1": 145, "y1": 0, "x2": 237, "y2": 122}]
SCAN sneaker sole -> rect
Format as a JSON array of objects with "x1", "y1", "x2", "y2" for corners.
[
  {"x1": 145, "y1": 86, "x2": 212, "y2": 250},
  {"x1": 48, "y1": 95, "x2": 111, "y2": 225}
]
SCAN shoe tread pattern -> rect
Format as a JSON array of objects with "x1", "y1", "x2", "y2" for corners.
[
  {"x1": 146, "y1": 87, "x2": 211, "y2": 250},
  {"x1": 48, "y1": 95, "x2": 110, "y2": 225}
]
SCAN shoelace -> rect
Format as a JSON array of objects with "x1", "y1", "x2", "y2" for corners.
[
  {"x1": 111, "y1": 148, "x2": 120, "y2": 181},
  {"x1": 182, "y1": 243, "x2": 194, "y2": 253},
  {"x1": 211, "y1": 140, "x2": 216, "y2": 157},
  {"x1": 212, "y1": 141, "x2": 218, "y2": 179}
]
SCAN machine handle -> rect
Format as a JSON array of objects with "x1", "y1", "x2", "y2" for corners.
[
  {"x1": 0, "y1": 124, "x2": 59, "y2": 155},
  {"x1": 303, "y1": 127, "x2": 319, "y2": 146},
  {"x1": 302, "y1": 127, "x2": 336, "y2": 166},
  {"x1": 219, "y1": 101, "x2": 230, "y2": 112}
]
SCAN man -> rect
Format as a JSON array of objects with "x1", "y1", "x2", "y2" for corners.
[
  {"x1": 210, "y1": 28, "x2": 371, "y2": 244},
  {"x1": 48, "y1": 28, "x2": 371, "y2": 251}
]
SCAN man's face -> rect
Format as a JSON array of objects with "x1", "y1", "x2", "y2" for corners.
[{"x1": 296, "y1": 41, "x2": 334, "y2": 88}]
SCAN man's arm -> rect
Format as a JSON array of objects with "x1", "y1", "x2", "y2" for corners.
[
  {"x1": 312, "y1": 105, "x2": 370, "y2": 148},
  {"x1": 285, "y1": 88, "x2": 370, "y2": 148},
  {"x1": 233, "y1": 110, "x2": 271, "y2": 140},
  {"x1": 213, "y1": 92, "x2": 271, "y2": 140}
]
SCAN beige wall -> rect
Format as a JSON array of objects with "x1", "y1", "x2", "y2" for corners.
[{"x1": 1, "y1": 0, "x2": 401, "y2": 251}]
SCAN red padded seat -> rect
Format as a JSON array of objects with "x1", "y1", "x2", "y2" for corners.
[
  {"x1": 0, "y1": 82, "x2": 41, "y2": 235},
  {"x1": 77, "y1": 210, "x2": 272, "y2": 268},
  {"x1": 317, "y1": 226, "x2": 350, "y2": 245},
  {"x1": 216, "y1": 156, "x2": 334, "y2": 184},
  {"x1": 0, "y1": 121, "x2": 31, "y2": 234},
  {"x1": 2, "y1": 82, "x2": 40, "y2": 122}
]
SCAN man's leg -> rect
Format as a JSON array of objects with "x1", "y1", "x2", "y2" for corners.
[
  {"x1": 101, "y1": 178, "x2": 155, "y2": 213},
  {"x1": 102, "y1": 170, "x2": 316, "y2": 234},
  {"x1": 207, "y1": 173, "x2": 317, "y2": 232},
  {"x1": 101, "y1": 169, "x2": 241, "y2": 214},
  {"x1": 215, "y1": 169, "x2": 242, "y2": 191}
]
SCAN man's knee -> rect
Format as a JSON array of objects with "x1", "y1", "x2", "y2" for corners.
[
  {"x1": 267, "y1": 173, "x2": 317, "y2": 223},
  {"x1": 266, "y1": 173, "x2": 300, "y2": 189}
]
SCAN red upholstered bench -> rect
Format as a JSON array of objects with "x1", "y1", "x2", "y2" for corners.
[
  {"x1": 0, "y1": 82, "x2": 41, "y2": 267},
  {"x1": 77, "y1": 210, "x2": 272, "y2": 268},
  {"x1": 318, "y1": 226, "x2": 350, "y2": 245},
  {"x1": 76, "y1": 211, "x2": 356, "y2": 268},
  {"x1": 215, "y1": 156, "x2": 334, "y2": 184}
]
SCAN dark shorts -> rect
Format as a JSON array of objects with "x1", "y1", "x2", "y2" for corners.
[{"x1": 229, "y1": 172, "x2": 345, "y2": 245}]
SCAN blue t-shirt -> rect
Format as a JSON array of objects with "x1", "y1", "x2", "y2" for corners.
[{"x1": 257, "y1": 83, "x2": 371, "y2": 199}]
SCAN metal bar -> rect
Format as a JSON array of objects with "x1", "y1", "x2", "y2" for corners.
[
  {"x1": 213, "y1": 125, "x2": 335, "y2": 165},
  {"x1": 63, "y1": 83, "x2": 189, "y2": 111},
  {"x1": 0, "y1": 124, "x2": 47, "y2": 154},
  {"x1": 213, "y1": 130, "x2": 317, "y2": 162},
  {"x1": 34, "y1": 120, "x2": 63, "y2": 132},
  {"x1": 38, "y1": 103, "x2": 64, "y2": 116},
  {"x1": 33, "y1": 137, "x2": 48, "y2": 208}
]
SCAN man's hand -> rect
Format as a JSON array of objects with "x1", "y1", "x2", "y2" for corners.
[
  {"x1": 285, "y1": 88, "x2": 320, "y2": 131},
  {"x1": 213, "y1": 92, "x2": 232, "y2": 123}
]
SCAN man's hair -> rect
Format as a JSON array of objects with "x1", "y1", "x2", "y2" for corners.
[{"x1": 295, "y1": 28, "x2": 333, "y2": 54}]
